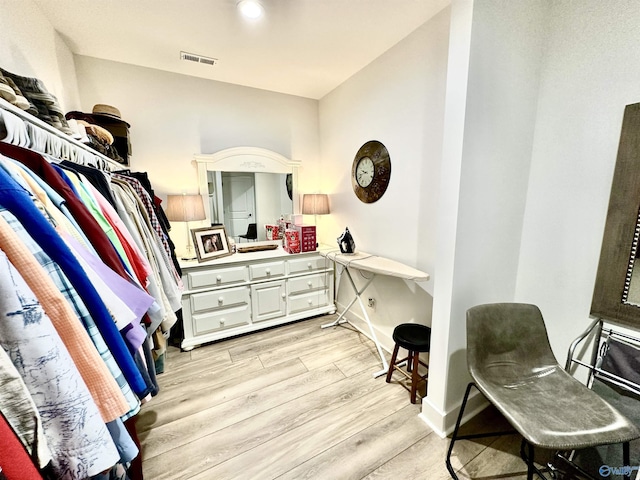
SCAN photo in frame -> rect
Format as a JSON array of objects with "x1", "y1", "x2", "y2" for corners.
[{"x1": 191, "y1": 226, "x2": 233, "y2": 262}]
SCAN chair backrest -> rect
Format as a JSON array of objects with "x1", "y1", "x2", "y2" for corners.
[
  {"x1": 246, "y1": 223, "x2": 257, "y2": 238},
  {"x1": 466, "y1": 303, "x2": 559, "y2": 385}
]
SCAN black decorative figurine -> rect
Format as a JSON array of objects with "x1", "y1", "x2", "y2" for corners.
[{"x1": 337, "y1": 227, "x2": 356, "y2": 254}]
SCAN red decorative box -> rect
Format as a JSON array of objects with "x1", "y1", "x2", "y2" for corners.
[
  {"x1": 265, "y1": 224, "x2": 279, "y2": 241},
  {"x1": 294, "y1": 225, "x2": 316, "y2": 252},
  {"x1": 284, "y1": 229, "x2": 300, "y2": 254}
]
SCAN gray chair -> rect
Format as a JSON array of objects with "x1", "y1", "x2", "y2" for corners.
[{"x1": 446, "y1": 303, "x2": 640, "y2": 480}]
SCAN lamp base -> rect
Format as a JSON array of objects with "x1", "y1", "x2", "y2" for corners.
[{"x1": 181, "y1": 255, "x2": 197, "y2": 261}]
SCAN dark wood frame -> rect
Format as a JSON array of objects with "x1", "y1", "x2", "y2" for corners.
[
  {"x1": 591, "y1": 102, "x2": 640, "y2": 327},
  {"x1": 351, "y1": 140, "x2": 391, "y2": 204}
]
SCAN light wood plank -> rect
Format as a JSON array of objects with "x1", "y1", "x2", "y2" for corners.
[
  {"x1": 227, "y1": 315, "x2": 352, "y2": 362},
  {"x1": 276, "y1": 403, "x2": 429, "y2": 480},
  {"x1": 147, "y1": 349, "x2": 234, "y2": 398},
  {"x1": 362, "y1": 430, "x2": 455, "y2": 480},
  {"x1": 334, "y1": 345, "x2": 386, "y2": 377},
  {"x1": 143, "y1": 369, "x2": 385, "y2": 479},
  {"x1": 258, "y1": 327, "x2": 360, "y2": 367},
  {"x1": 191, "y1": 384, "x2": 410, "y2": 480},
  {"x1": 141, "y1": 362, "x2": 344, "y2": 461},
  {"x1": 137, "y1": 356, "x2": 294, "y2": 433},
  {"x1": 299, "y1": 333, "x2": 375, "y2": 370}
]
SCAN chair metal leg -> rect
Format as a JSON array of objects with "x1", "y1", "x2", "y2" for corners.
[
  {"x1": 446, "y1": 382, "x2": 475, "y2": 479},
  {"x1": 527, "y1": 441, "x2": 535, "y2": 480},
  {"x1": 520, "y1": 438, "x2": 552, "y2": 480},
  {"x1": 623, "y1": 441, "x2": 630, "y2": 469}
]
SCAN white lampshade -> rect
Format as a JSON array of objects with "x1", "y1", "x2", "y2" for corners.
[
  {"x1": 302, "y1": 194, "x2": 330, "y2": 215},
  {"x1": 166, "y1": 194, "x2": 206, "y2": 222}
]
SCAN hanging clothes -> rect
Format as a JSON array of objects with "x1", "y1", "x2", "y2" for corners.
[
  {"x1": 0, "y1": 164, "x2": 151, "y2": 398},
  {"x1": 0, "y1": 214, "x2": 131, "y2": 422},
  {"x1": 0, "y1": 251, "x2": 120, "y2": 479},
  {"x1": 0, "y1": 100, "x2": 183, "y2": 480},
  {"x1": 0, "y1": 412, "x2": 43, "y2": 480}
]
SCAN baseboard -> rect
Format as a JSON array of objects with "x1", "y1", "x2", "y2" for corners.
[{"x1": 420, "y1": 387, "x2": 489, "y2": 438}]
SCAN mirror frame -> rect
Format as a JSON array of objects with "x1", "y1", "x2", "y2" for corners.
[
  {"x1": 591, "y1": 102, "x2": 640, "y2": 327},
  {"x1": 193, "y1": 146, "x2": 301, "y2": 226}
]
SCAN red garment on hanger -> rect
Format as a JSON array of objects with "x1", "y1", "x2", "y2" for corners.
[
  {"x1": 0, "y1": 142, "x2": 130, "y2": 281},
  {"x1": 0, "y1": 414, "x2": 43, "y2": 480}
]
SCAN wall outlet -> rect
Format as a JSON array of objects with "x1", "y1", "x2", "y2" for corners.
[{"x1": 368, "y1": 297, "x2": 375, "y2": 308}]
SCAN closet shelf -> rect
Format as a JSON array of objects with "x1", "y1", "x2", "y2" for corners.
[{"x1": 0, "y1": 97, "x2": 124, "y2": 171}]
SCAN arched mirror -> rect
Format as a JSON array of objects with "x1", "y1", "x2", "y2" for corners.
[
  {"x1": 194, "y1": 147, "x2": 300, "y2": 242},
  {"x1": 591, "y1": 102, "x2": 640, "y2": 326}
]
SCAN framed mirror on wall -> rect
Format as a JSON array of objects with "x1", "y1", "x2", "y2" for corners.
[
  {"x1": 591, "y1": 102, "x2": 640, "y2": 327},
  {"x1": 194, "y1": 147, "x2": 301, "y2": 242}
]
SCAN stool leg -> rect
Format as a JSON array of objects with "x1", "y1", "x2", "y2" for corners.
[
  {"x1": 386, "y1": 344, "x2": 400, "y2": 383},
  {"x1": 407, "y1": 351, "x2": 413, "y2": 372},
  {"x1": 410, "y1": 351, "x2": 421, "y2": 403}
]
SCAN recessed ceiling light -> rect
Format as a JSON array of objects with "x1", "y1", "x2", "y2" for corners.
[{"x1": 237, "y1": 0, "x2": 264, "y2": 19}]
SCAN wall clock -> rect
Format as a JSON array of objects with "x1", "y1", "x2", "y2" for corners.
[{"x1": 351, "y1": 140, "x2": 391, "y2": 203}]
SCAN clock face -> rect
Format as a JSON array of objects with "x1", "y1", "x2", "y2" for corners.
[
  {"x1": 351, "y1": 140, "x2": 391, "y2": 203},
  {"x1": 356, "y1": 156, "x2": 374, "y2": 187}
]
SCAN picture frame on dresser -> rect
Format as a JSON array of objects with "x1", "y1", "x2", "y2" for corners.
[{"x1": 191, "y1": 225, "x2": 233, "y2": 262}]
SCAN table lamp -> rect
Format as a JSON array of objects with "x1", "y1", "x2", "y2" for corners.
[
  {"x1": 166, "y1": 193, "x2": 206, "y2": 260},
  {"x1": 302, "y1": 193, "x2": 330, "y2": 218},
  {"x1": 301, "y1": 194, "x2": 330, "y2": 249}
]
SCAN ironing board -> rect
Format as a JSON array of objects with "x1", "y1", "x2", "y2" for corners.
[{"x1": 320, "y1": 249, "x2": 430, "y2": 377}]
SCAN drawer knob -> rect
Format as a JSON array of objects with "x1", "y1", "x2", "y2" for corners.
[
  {"x1": 220, "y1": 319, "x2": 225, "y2": 326},
  {"x1": 218, "y1": 297, "x2": 224, "y2": 304},
  {"x1": 281, "y1": 293, "x2": 286, "y2": 299},
  {"x1": 308, "y1": 299, "x2": 313, "y2": 305},
  {"x1": 216, "y1": 275, "x2": 222, "y2": 282},
  {"x1": 266, "y1": 268, "x2": 271, "y2": 275},
  {"x1": 307, "y1": 262, "x2": 312, "y2": 269},
  {"x1": 307, "y1": 281, "x2": 313, "y2": 287}
]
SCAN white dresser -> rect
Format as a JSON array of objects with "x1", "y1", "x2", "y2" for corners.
[{"x1": 179, "y1": 244, "x2": 335, "y2": 350}]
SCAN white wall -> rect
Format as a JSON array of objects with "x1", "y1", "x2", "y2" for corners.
[
  {"x1": 0, "y1": 0, "x2": 81, "y2": 112},
  {"x1": 317, "y1": 7, "x2": 450, "y2": 351},
  {"x1": 74, "y1": 56, "x2": 320, "y2": 253},
  {"x1": 423, "y1": 0, "x2": 550, "y2": 434},
  {"x1": 426, "y1": 0, "x2": 640, "y2": 436},
  {"x1": 516, "y1": 1, "x2": 640, "y2": 357}
]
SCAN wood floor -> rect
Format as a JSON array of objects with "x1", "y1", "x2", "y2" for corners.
[{"x1": 138, "y1": 314, "x2": 538, "y2": 480}]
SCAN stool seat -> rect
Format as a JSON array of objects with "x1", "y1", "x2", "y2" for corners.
[
  {"x1": 386, "y1": 323, "x2": 432, "y2": 404},
  {"x1": 393, "y1": 323, "x2": 431, "y2": 352}
]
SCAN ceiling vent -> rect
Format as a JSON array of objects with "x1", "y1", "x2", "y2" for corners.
[{"x1": 180, "y1": 51, "x2": 218, "y2": 66}]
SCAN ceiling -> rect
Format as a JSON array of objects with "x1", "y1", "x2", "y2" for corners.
[{"x1": 33, "y1": 0, "x2": 450, "y2": 100}]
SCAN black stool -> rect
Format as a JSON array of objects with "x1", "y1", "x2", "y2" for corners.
[{"x1": 385, "y1": 323, "x2": 431, "y2": 404}]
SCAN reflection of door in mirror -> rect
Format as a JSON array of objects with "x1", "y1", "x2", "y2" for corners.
[
  {"x1": 209, "y1": 171, "x2": 293, "y2": 241},
  {"x1": 222, "y1": 173, "x2": 255, "y2": 239}
]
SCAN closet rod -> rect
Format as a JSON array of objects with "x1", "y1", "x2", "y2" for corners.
[{"x1": 0, "y1": 97, "x2": 125, "y2": 171}]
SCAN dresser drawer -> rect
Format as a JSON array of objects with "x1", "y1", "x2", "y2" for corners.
[
  {"x1": 187, "y1": 265, "x2": 248, "y2": 289},
  {"x1": 192, "y1": 304, "x2": 251, "y2": 335},
  {"x1": 190, "y1": 286, "x2": 250, "y2": 313},
  {"x1": 288, "y1": 290, "x2": 330, "y2": 314},
  {"x1": 249, "y1": 260, "x2": 286, "y2": 281},
  {"x1": 287, "y1": 255, "x2": 327, "y2": 275},
  {"x1": 288, "y1": 272, "x2": 330, "y2": 295}
]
